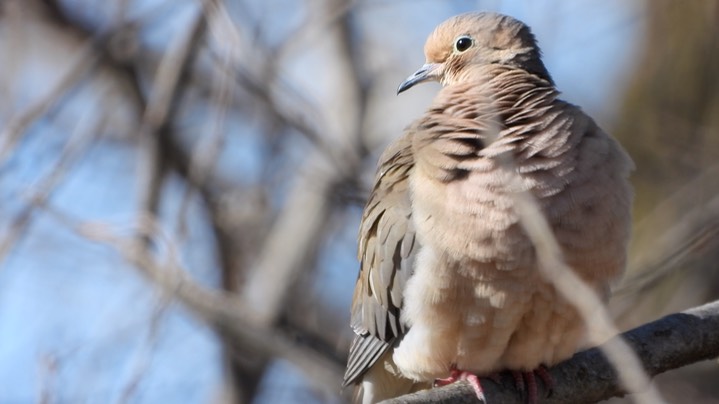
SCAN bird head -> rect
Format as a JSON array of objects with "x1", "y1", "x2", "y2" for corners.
[{"x1": 397, "y1": 12, "x2": 553, "y2": 94}]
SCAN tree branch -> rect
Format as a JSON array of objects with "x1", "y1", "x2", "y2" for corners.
[{"x1": 384, "y1": 300, "x2": 719, "y2": 403}]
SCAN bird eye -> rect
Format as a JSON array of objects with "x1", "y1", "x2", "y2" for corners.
[{"x1": 454, "y1": 36, "x2": 473, "y2": 53}]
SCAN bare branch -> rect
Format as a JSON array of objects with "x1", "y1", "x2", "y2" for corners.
[
  {"x1": 0, "y1": 115, "x2": 103, "y2": 266},
  {"x1": 237, "y1": 0, "x2": 364, "y2": 327},
  {"x1": 31, "y1": 204, "x2": 343, "y2": 396},
  {"x1": 0, "y1": 38, "x2": 101, "y2": 165},
  {"x1": 133, "y1": 5, "x2": 205, "y2": 240},
  {"x1": 384, "y1": 299, "x2": 719, "y2": 403},
  {"x1": 116, "y1": 296, "x2": 170, "y2": 404}
]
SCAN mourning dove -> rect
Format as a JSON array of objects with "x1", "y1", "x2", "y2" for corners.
[{"x1": 343, "y1": 11, "x2": 633, "y2": 403}]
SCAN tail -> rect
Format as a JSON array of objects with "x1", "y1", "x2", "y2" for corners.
[{"x1": 348, "y1": 350, "x2": 430, "y2": 404}]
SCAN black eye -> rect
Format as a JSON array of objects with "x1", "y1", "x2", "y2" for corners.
[{"x1": 454, "y1": 36, "x2": 472, "y2": 52}]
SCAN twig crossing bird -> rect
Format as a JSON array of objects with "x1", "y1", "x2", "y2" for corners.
[{"x1": 343, "y1": 11, "x2": 633, "y2": 403}]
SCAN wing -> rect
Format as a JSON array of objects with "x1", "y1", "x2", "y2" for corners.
[{"x1": 343, "y1": 131, "x2": 418, "y2": 387}]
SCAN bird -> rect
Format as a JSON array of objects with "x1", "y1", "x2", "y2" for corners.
[{"x1": 343, "y1": 11, "x2": 634, "y2": 404}]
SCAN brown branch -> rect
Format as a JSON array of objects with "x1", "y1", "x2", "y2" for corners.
[{"x1": 384, "y1": 300, "x2": 719, "y2": 403}]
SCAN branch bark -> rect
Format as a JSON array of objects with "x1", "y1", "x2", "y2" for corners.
[{"x1": 384, "y1": 300, "x2": 719, "y2": 403}]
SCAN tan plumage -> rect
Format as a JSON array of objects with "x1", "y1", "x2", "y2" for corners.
[{"x1": 344, "y1": 12, "x2": 633, "y2": 403}]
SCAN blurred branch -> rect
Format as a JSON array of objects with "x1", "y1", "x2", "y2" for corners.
[
  {"x1": 37, "y1": 209, "x2": 343, "y2": 396},
  {"x1": 173, "y1": 25, "x2": 232, "y2": 242},
  {"x1": 37, "y1": 2, "x2": 278, "y2": 401},
  {"x1": 27, "y1": 1, "x2": 362, "y2": 401},
  {"x1": 237, "y1": 0, "x2": 364, "y2": 327},
  {"x1": 123, "y1": 6, "x2": 269, "y2": 403},
  {"x1": 385, "y1": 300, "x2": 719, "y2": 404},
  {"x1": 0, "y1": 115, "x2": 103, "y2": 265},
  {"x1": 202, "y1": 0, "x2": 360, "y2": 175},
  {"x1": 612, "y1": 167, "x2": 719, "y2": 326},
  {"x1": 133, "y1": 4, "x2": 205, "y2": 240},
  {"x1": 117, "y1": 295, "x2": 170, "y2": 404},
  {"x1": 0, "y1": 35, "x2": 101, "y2": 165},
  {"x1": 617, "y1": 200, "x2": 719, "y2": 297}
]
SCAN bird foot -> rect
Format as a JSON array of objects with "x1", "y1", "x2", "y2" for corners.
[
  {"x1": 507, "y1": 365, "x2": 553, "y2": 404},
  {"x1": 434, "y1": 367, "x2": 485, "y2": 402}
]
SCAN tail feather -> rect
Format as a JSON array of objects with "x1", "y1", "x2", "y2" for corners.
[{"x1": 350, "y1": 350, "x2": 430, "y2": 404}]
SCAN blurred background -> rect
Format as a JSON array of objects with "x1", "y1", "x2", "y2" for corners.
[{"x1": 0, "y1": 0, "x2": 718, "y2": 403}]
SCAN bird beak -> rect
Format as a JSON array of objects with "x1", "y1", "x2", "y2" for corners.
[{"x1": 397, "y1": 63, "x2": 442, "y2": 94}]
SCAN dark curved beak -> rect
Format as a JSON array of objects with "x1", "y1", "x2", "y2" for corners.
[{"x1": 397, "y1": 63, "x2": 441, "y2": 94}]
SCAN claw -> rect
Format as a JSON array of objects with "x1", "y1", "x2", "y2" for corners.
[
  {"x1": 433, "y1": 366, "x2": 553, "y2": 403},
  {"x1": 511, "y1": 370, "x2": 525, "y2": 393},
  {"x1": 509, "y1": 366, "x2": 554, "y2": 404},
  {"x1": 434, "y1": 367, "x2": 485, "y2": 402},
  {"x1": 535, "y1": 365, "x2": 554, "y2": 397},
  {"x1": 523, "y1": 371, "x2": 538, "y2": 404}
]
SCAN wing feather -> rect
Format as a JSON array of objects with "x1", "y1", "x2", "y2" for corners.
[{"x1": 343, "y1": 132, "x2": 417, "y2": 387}]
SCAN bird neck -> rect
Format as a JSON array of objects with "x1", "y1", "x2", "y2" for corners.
[
  {"x1": 487, "y1": 66, "x2": 559, "y2": 114},
  {"x1": 441, "y1": 64, "x2": 559, "y2": 120}
]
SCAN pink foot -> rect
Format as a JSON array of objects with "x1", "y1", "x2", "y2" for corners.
[
  {"x1": 535, "y1": 365, "x2": 554, "y2": 394},
  {"x1": 509, "y1": 366, "x2": 554, "y2": 404},
  {"x1": 434, "y1": 367, "x2": 485, "y2": 402}
]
